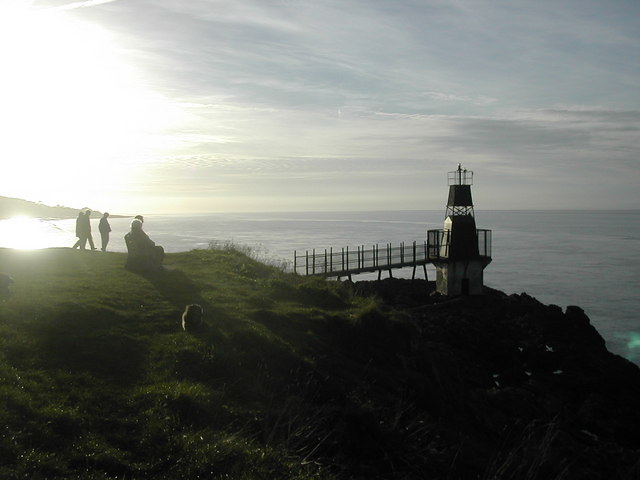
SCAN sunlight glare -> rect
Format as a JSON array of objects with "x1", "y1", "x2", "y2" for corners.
[
  {"x1": 0, "y1": 1, "x2": 185, "y2": 210},
  {"x1": 0, "y1": 216, "x2": 75, "y2": 250}
]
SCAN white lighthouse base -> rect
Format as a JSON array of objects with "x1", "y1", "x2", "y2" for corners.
[{"x1": 433, "y1": 259, "x2": 491, "y2": 296}]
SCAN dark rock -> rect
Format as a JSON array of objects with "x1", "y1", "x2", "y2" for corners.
[{"x1": 329, "y1": 279, "x2": 640, "y2": 479}]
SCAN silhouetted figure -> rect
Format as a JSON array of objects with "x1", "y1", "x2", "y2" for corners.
[
  {"x1": 71, "y1": 210, "x2": 95, "y2": 250},
  {"x1": 73, "y1": 210, "x2": 96, "y2": 250},
  {"x1": 124, "y1": 217, "x2": 164, "y2": 272},
  {"x1": 72, "y1": 211, "x2": 85, "y2": 249},
  {"x1": 84, "y1": 210, "x2": 96, "y2": 250},
  {"x1": 99, "y1": 212, "x2": 111, "y2": 252}
]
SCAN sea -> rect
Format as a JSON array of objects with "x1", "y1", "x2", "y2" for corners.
[{"x1": 1, "y1": 210, "x2": 639, "y2": 365}]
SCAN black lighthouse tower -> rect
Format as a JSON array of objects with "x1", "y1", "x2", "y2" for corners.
[{"x1": 428, "y1": 165, "x2": 492, "y2": 295}]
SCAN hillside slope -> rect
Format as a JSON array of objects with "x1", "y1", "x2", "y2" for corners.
[
  {"x1": 0, "y1": 196, "x2": 82, "y2": 219},
  {"x1": 0, "y1": 247, "x2": 638, "y2": 479}
]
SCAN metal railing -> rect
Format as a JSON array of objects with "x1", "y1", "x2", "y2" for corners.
[
  {"x1": 426, "y1": 228, "x2": 492, "y2": 258},
  {"x1": 294, "y1": 229, "x2": 492, "y2": 278},
  {"x1": 294, "y1": 241, "x2": 429, "y2": 278},
  {"x1": 448, "y1": 168, "x2": 473, "y2": 185},
  {"x1": 477, "y1": 229, "x2": 492, "y2": 258}
]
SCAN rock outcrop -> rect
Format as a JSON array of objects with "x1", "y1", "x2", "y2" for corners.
[{"x1": 324, "y1": 279, "x2": 640, "y2": 479}]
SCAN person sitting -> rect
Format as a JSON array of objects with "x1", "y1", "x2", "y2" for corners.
[{"x1": 124, "y1": 217, "x2": 165, "y2": 272}]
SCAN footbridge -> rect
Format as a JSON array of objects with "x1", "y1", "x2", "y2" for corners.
[
  {"x1": 294, "y1": 241, "x2": 430, "y2": 280},
  {"x1": 293, "y1": 230, "x2": 492, "y2": 280}
]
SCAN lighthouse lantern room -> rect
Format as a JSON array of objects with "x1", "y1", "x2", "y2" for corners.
[{"x1": 428, "y1": 165, "x2": 492, "y2": 295}]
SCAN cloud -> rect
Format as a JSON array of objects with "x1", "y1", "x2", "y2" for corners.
[
  {"x1": 48, "y1": 0, "x2": 121, "y2": 11},
  {"x1": 157, "y1": 102, "x2": 640, "y2": 208},
  {"x1": 58, "y1": 0, "x2": 638, "y2": 117},
  {"x1": 422, "y1": 91, "x2": 497, "y2": 106},
  {"x1": 19, "y1": 0, "x2": 640, "y2": 211}
]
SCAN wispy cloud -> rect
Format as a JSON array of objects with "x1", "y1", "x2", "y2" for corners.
[
  {"x1": 421, "y1": 91, "x2": 497, "y2": 106},
  {"x1": 49, "y1": 0, "x2": 121, "y2": 11},
  {"x1": 11, "y1": 0, "x2": 640, "y2": 211}
]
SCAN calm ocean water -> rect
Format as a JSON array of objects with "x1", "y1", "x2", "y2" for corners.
[{"x1": 1, "y1": 210, "x2": 639, "y2": 364}]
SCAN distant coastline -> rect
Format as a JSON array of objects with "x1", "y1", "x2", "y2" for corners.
[{"x1": 0, "y1": 196, "x2": 128, "y2": 219}]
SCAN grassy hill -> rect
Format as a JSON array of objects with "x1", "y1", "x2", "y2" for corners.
[
  {"x1": 0, "y1": 246, "x2": 394, "y2": 479},
  {"x1": 1, "y1": 247, "x2": 639, "y2": 479}
]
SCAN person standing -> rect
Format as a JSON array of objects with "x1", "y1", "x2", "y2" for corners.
[
  {"x1": 83, "y1": 210, "x2": 97, "y2": 250},
  {"x1": 72, "y1": 211, "x2": 85, "y2": 249},
  {"x1": 99, "y1": 212, "x2": 112, "y2": 252}
]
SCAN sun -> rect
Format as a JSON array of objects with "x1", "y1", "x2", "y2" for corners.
[{"x1": 0, "y1": 1, "x2": 185, "y2": 212}]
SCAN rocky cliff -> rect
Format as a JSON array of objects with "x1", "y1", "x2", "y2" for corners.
[{"x1": 330, "y1": 279, "x2": 640, "y2": 479}]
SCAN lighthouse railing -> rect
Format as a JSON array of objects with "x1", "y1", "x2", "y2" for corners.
[
  {"x1": 477, "y1": 229, "x2": 492, "y2": 258},
  {"x1": 426, "y1": 228, "x2": 492, "y2": 259},
  {"x1": 427, "y1": 229, "x2": 447, "y2": 258},
  {"x1": 448, "y1": 169, "x2": 473, "y2": 185}
]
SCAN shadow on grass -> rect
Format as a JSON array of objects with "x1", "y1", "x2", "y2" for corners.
[
  {"x1": 133, "y1": 266, "x2": 238, "y2": 349},
  {"x1": 21, "y1": 265, "x2": 225, "y2": 386},
  {"x1": 134, "y1": 266, "x2": 230, "y2": 334},
  {"x1": 138, "y1": 267, "x2": 207, "y2": 309},
  {"x1": 31, "y1": 309, "x2": 148, "y2": 385}
]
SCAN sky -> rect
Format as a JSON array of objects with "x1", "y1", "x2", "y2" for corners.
[{"x1": 1, "y1": 0, "x2": 638, "y2": 214}]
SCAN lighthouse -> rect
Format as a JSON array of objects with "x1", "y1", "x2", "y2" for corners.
[{"x1": 427, "y1": 165, "x2": 492, "y2": 295}]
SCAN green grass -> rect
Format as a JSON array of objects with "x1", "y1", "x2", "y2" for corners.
[
  {"x1": 0, "y1": 246, "x2": 379, "y2": 479},
  {"x1": 3, "y1": 246, "x2": 615, "y2": 479}
]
